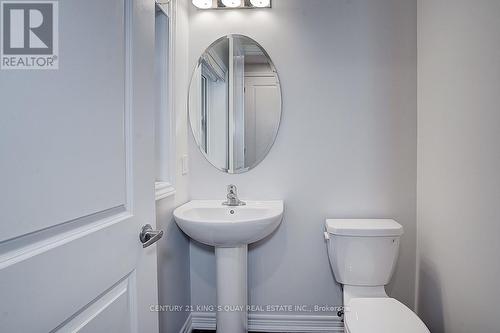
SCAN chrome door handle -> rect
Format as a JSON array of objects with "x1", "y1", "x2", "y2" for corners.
[{"x1": 140, "y1": 224, "x2": 164, "y2": 248}]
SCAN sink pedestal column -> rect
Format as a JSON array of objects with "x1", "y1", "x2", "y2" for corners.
[{"x1": 215, "y1": 245, "x2": 248, "y2": 333}]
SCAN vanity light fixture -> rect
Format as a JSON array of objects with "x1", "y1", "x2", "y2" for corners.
[
  {"x1": 222, "y1": 0, "x2": 242, "y2": 7},
  {"x1": 192, "y1": 0, "x2": 271, "y2": 9},
  {"x1": 192, "y1": 0, "x2": 212, "y2": 9},
  {"x1": 250, "y1": 0, "x2": 270, "y2": 7}
]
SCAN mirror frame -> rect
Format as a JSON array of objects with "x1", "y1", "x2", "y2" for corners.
[{"x1": 187, "y1": 34, "x2": 283, "y2": 174}]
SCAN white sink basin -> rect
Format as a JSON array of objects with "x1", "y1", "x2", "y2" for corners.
[
  {"x1": 174, "y1": 200, "x2": 284, "y2": 247},
  {"x1": 173, "y1": 199, "x2": 284, "y2": 333}
]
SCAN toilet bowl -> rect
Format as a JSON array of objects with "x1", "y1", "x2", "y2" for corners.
[
  {"x1": 344, "y1": 297, "x2": 429, "y2": 333},
  {"x1": 325, "y1": 219, "x2": 430, "y2": 333}
]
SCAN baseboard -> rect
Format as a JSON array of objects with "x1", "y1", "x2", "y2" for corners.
[
  {"x1": 248, "y1": 313, "x2": 343, "y2": 332},
  {"x1": 180, "y1": 312, "x2": 344, "y2": 332},
  {"x1": 179, "y1": 312, "x2": 192, "y2": 333}
]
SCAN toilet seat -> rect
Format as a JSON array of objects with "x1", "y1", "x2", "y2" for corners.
[{"x1": 345, "y1": 297, "x2": 430, "y2": 333}]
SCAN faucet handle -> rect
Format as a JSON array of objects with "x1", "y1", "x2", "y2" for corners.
[
  {"x1": 223, "y1": 184, "x2": 246, "y2": 206},
  {"x1": 227, "y1": 184, "x2": 237, "y2": 194}
]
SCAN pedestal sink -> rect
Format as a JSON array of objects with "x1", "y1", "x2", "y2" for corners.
[{"x1": 174, "y1": 200, "x2": 284, "y2": 333}]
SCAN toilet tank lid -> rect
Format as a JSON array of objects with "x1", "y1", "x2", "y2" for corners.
[{"x1": 325, "y1": 219, "x2": 403, "y2": 237}]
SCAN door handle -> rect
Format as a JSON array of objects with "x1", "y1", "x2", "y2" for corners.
[{"x1": 140, "y1": 224, "x2": 164, "y2": 248}]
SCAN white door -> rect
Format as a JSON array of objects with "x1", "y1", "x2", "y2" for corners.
[
  {"x1": 244, "y1": 75, "x2": 281, "y2": 167},
  {"x1": 0, "y1": 0, "x2": 160, "y2": 332}
]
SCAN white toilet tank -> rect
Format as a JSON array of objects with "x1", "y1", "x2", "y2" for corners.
[{"x1": 325, "y1": 219, "x2": 403, "y2": 286}]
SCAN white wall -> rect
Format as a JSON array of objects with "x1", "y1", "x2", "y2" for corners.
[
  {"x1": 156, "y1": 1, "x2": 192, "y2": 332},
  {"x1": 188, "y1": 0, "x2": 417, "y2": 314},
  {"x1": 417, "y1": 1, "x2": 500, "y2": 332}
]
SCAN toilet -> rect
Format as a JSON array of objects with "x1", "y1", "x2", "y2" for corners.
[{"x1": 324, "y1": 219, "x2": 430, "y2": 333}]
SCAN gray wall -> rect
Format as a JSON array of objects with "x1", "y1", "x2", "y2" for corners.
[
  {"x1": 417, "y1": 1, "x2": 500, "y2": 332},
  {"x1": 157, "y1": 198, "x2": 190, "y2": 333},
  {"x1": 188, "y1": 0, "x2": 418, "y2": 313},
  {"x1": 156, "y1": 1, "x2": 192, "y2": 332}
]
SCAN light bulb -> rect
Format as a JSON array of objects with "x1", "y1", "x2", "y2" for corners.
[
  {"x1": 222, "y1": 0, "x2": 241, "y2": 8},
  {"x1": 250, "y1": 0, "x2": 270, "y2": 7},
  {"x1": 192, "y1": 0, "x2": 212, "y2": 9}
]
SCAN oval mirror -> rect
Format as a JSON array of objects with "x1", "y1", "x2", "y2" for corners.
[{"x1": 188, "y1": 34, "x2": 282, "y2": 174}]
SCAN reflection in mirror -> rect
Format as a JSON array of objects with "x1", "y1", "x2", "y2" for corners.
[{"x1": 189, "y1": 35, "x2": 282, "y2": 174}]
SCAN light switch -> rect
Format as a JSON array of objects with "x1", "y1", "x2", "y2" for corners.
[{"x1": 181, "y1": 155, "x2": 189, "y2": 175}]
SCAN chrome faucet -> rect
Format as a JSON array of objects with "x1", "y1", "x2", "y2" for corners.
[{"x1": 222, "y1": 184, "x2": 246, "y2": 206}]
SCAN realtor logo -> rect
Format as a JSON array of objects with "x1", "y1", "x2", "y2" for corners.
[{"x1": 1, "y1": 1, "x2": 58, "y2": 69}]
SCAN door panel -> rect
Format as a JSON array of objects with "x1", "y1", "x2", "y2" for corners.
[
  {"x1": 0, "y1": 0, "x2": 158, "y2": 332},
  {"x1": 0, "y1": 0, "x2": 127, "y2": 242},
  {"x1": 55, "y1": 276, "x2": 134, "y2": 333},
  {"x1": 244, "y1": 75, "x2": 280, "y2": 167},
  {"x1": 0, "y1": 214, "x2": 135, "y2": 332}
]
